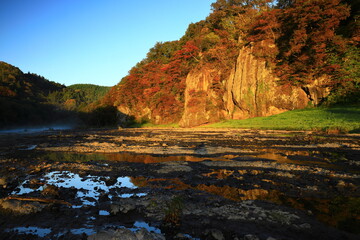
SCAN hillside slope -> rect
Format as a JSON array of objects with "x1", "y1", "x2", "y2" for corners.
[
  {"x1": 47, "y1": 84, "x2": 111, "y2": 112},
  {"x1": 0, "y1": 62, "x2": 113, "y2": 128},
  {"x1": 0, "y1": 61, "x2": 67, "y2": 127},
  {"x1": 103, "y1": 0, "x2": 359, "y2": 127}
]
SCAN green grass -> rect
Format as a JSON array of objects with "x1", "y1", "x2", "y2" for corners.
[{"x1": 204, "y1": 105, "x2": 360, "y2": 133}]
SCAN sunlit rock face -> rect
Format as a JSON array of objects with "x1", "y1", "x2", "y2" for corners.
[
  {"x1": 179, "y1": 45, "x2": 310, "y2": 127},
  {"x1": 224, "y1": 45, "x2": 309, "y2": 120},
  {"x1": 179, "y1": 67, "x2": 225, "y2": 127},
  {"x1": 113, "y1": 43, "x2": 327, "y2": 127}
]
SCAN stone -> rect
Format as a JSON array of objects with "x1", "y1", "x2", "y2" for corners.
[
  {"x1": 135, "y1": 228, "x2": 165, "y2": 240},
  {"x1": 110, "y1": 202, "x2": 136, "y2": 215},
  {"x1": 0, "y1": 199, "x2": 45, "y2": 215},
  {"x1": 266, "y1": 237, "x2": 277, "y2": 240},
  {"x1": 204, "y1": 229, "x2": 225, "y2": 240},
  {"x1": 0, "y1": 177, "x2": 7, "y2": 188},
  {"x1": 156, "y1": 162, "x2": 192, "y2": 174},
  {"x1": 174, "y1": 233, "x2": 190, "y2": 239},
  {"x1": 298, "y1": 223, "x2": 311, "y2": 229},
  {"x1": 41, "y1": 184, "x2": 60, "y2": 197},
  {"x1": 88, "y1": 228, "x2": 165, "y2": 240},
  {"x1": 244, "y1": 234, "x2": 260, "y2": 240}
]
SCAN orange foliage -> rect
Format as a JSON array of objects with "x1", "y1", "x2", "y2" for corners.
[{"x1": 102, "y1": 0, "x2": 356, "y2": 124}]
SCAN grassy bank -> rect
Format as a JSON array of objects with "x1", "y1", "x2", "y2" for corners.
[{"x1": 205, "y1": 105, "x2": 360, "y2": 133}]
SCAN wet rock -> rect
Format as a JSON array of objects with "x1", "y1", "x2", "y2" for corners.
[
  {"x1": 268, "y1": 209, "x2": 300, "y2": 225},
  {"x1": 105, "y1": 177, "x2": 118, "y2": 186},
  {"x1": 41, "y1": 184, "x2": 59, "y2": 197},
  {"x1": 135, "y1": 228, "x2": 165, "y2": 240},
  {"x1": 298, "y1": 223, "x2": 311, "y2": 229},
  {"x1": 0, "y1": 199, "x2": 45, "y2": 215},
  {"x1": 204, "y1": 229, "x2": 225, "y2": 240},
  {"x1": 0, "y1": 177, "x2": 7, "y2": 187},
  {"x1": 243, "y1": 234, "x2": 259, "y2": 240},
  {"x1": 110, "y1": 202, "x2": 136, "y2": 214},
  {"x1": 156, "y1": 162, "x2": 192, "y2": 174},
  {"x1": 174, "y1": 233, "x2": 191, "y2": 239},
  {"x1": 88, "y1": 228, "x2": 165, "y2": 240}
]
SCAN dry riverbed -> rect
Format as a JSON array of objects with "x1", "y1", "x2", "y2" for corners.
[{"x1": 0, "y1": 128, "x2": 359, "y2": 240}]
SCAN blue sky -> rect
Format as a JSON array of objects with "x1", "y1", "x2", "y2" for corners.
[{"x1": 0, "y1": 0, "x2": 214, "y2": 86}]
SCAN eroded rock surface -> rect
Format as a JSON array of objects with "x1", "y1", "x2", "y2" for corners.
[{"x1": 0, "y1": 129, "x2": 359, "y2": 240}]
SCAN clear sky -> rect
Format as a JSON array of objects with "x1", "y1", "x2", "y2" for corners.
[{"x1": 0, "y1": 0, "x2": 215, "y2": 86}]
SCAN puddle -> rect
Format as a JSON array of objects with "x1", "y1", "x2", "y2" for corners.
[
  {"x1": 131, "y1": 221, "x2": 162, "y2": 234},
  {"x1": 99, "y1": 210, "x2": 110, "y2": 216},
  {"x1": 38, "y1": 149, "x2": 343, "y2": 170},
  {"x1": 130, "y1": 176, "x2": 360, "y2": 234},
  {"x1": 11, "y1": 171, "x2": 147, "y2": 207},
  {"x1": 6, "y1": 227, "x2": 51, "y2": 237},
  {"x1": 70, "y1": 228, "x2": 97, "y2": 235},
  {"x1": 5, "y1": 222, "x2": 204, "y2": 240},
  {"x1": 4, "y1": 150, "x2": 359, "y2": 237},
  {"x1": 19, "y1": 145, "x2": 37, "y2": 150},
  {"x1": 39, "y1": 151, "x2": 231, "y2": 164}
]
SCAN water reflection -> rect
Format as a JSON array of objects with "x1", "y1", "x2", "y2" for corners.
[
  {"x1": 12, "y1": 171, "x2": 147, "y2": 207},
  {"x1": 40, "y1": 151, "x2": 229, "y2": 164},
  {"x1": 6, "y1": 227, "x2": 51, "y2": 237},
  {"x1": 130, "y1": 176, "x2": 360, "y2": 233},
  {"x1": 38, "y1": 149, "x2": 341, "y2": 169},
  {"x1": 6, "y1": 150, "x2": 358, "y2": 234}
]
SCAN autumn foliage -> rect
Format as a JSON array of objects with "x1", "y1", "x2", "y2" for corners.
[{"x1": 104, "y1": 0, "x2": 359, "y2": 124}]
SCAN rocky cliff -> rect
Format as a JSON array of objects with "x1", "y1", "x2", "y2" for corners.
[
  {"x1": 107, "y1": 0, "x2": 355, "y2": 127},
  {"x1": 179, "y1": 45, "x2": 310, "y2": 127},
  {"x1": 113, "y1": 43, "x2": 330, "y2": 127}
]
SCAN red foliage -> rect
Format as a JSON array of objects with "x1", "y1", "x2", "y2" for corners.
[
  {"x1": 173, "y1": 40, "x2": 200, "y2": 62},
  {"x1": 275, "y1": 0, "x2": 350, "y2": 84},
  {"x1": 248, "y1": 9, "x2": 281, "y2": 43}
]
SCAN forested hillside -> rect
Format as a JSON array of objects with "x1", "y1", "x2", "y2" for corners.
[
  {"x1": 47, "y1": 84, "x2": 111, "y2": 112},
  {"x1": 103, "y1": 0, "x2": 359, "y2": 127},
  {"x1": 0, "y1": 62, "x2": 113, "y2": 128},
  {"x1": 0, "y1": 61, "x2": 67, "y2": 127}
]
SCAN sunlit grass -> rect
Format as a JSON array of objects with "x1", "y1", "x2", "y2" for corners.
[{"x1": 204, "y1": 105, "x2": 360, "y2": 133}]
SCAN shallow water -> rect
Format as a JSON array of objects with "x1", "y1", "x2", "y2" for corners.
[
  {"x1": 3, "y1": 148, "x2": 359, "y2": 238},
  {"x1": 6, "y1": 227, "x2": 52, "y2": 237},
  {"x1": 38, "y1": 149, "x2": 343, "y2": 170},
  {"x1": 12, "y1": 171, "x2": 146, "y2": 207}
]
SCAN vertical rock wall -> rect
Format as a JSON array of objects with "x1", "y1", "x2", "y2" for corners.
[
  {"x1": 179, "y1": 67, "x2": 225, "y2": 127},
  {"x1": 116, "y1": 44, "x2": 328, "y2": 127},
  {"x1": 180, "y1": 45, "x2": 310, "y2": 127},
  {"x1": 223, "y1": 45, "x2": 309, "y2": 120}
]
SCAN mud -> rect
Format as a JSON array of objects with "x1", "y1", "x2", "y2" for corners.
[{"x1": 0, "y1": 128, "x2": 359, "y2": 239}]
